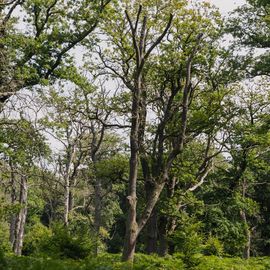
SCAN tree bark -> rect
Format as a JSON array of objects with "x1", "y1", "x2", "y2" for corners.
[
  {"x1": 9, "y1": 162, "x2": 16, "y2": 247},
  {"x1": 122, "y1": 147, "x2": 139, "y2": 261},
  {"x1": 13, "y1": 175, "x2": 28, "y2": 256},
  {"x1": 94, "y1": 172, "x2": 102, "y2": 255},
  {"x1": 158, "y1": 215, "x2": 168, "y2": 256},
  {"x1": 63, "y1": 145, "x2": 76, "y2": 226},
  {"x1": 64, "y1": 179, "x2": 70, "y2": 226},
  {"x1": 145, "y1": 207, "x2": 158, "y2": 254}
]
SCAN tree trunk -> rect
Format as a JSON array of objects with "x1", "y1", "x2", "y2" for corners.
[
  {"x1": 9, "y1": 164, "x2": 16, "y2": 247},
  {"x1": 13, "y1": 175, "x2": 28, "y2": 256},
  {"x1": 121, "y1": 7, "x2": 172, "y2": 262},
  {"x1": 143, "y1": 175, "x2": 158, "y2": 254},
  {"x1": 68, "y1": 190, "x2": 73, "y2": 212},
  {"x1": 122, "y1": 46, "x2": 141, "y2": 261},
  {"x1": 122, "y1": 196, "x2": 138, "y2": 261},
  {"x1": 63, "y1": 145, "x2": 76, "y2": 226},
  {"x1": 64, "y1": 176, "x2": 70, "y2": 226},
  {"x1": 240, "y1": 178, "x2": 250, "y2": 259},
  {"x1": 158, "y1": 216, "x2": 168, "y2": 256},
  {"x1": 122, "y1": 150, "x2": 139, "y2": 262},
  {"x1": 94, "y1": 174, "x2": 102, "y2": 256},
  {"x1": 145, "y1": 208, "x2": 158, "y2": 254},
  {"x1": 240, "y1": 209, "x2": 251, "y2": 259}
]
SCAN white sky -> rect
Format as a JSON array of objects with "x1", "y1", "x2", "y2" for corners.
[{"x1": 209, "y1": 0, "x2": 246, "y2": 14}]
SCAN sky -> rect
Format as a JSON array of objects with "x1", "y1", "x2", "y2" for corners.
[{"x1": 208, "y1": 0, "x2": 246, "y2": 14}]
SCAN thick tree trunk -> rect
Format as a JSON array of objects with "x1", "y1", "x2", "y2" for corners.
[
  {"x1": 144, "y1": 176, "x2": 158, "y2": 254},
  {"x1": 13, "y1": 175, "x2": 28, "y2": 256},
  {"x1": 145, "y1": 208, "x2": 158, "y2": 254},
  {"x1": 122, "y1": 150, "x2": 139, "y2": 262},
  {"x1": 122, "y1": 206, "x2": 138, "y2": 262},
  {"x1": 68, "y1": 190, "x2": 73, "y2": 212},
  {"x1": 158, "y1": 216, "x2": 168, "y2": 256}
]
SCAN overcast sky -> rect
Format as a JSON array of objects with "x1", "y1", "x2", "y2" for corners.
[{"x1": 209, "y1": 0, "x2": 246, "y2": 14}]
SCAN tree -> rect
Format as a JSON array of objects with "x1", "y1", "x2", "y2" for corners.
[
  {"x1": 98, "y1": 0, "x2": 229, "y2": 261},
  {"x1": 0, "y1": 118, "x2": 49, "y2": 255},
  {"x1": 0, "y1": 0, "x2": 112, "y2": 103},
  {"x1": 99, "y1": 0, "x2": 175, "y2": 261}
]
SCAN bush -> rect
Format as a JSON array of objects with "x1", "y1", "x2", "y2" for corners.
[
  {"x1": 0, "y1": 247, "x2": 7, "y2": 268},
  {"x1": 22, "y1": 222, "x2": 95, "y2": 259},
  {"x1": 203, "y1": 236, "x2": 224, "y2": 256},
  {"x1": 0, "y1": 221, "x2": 12, "y2": 253},
  {"x1": 22, "y1": 222, "x2": 52, "y2": 255},
  {"x1": 43, "y1": 223, "x2": 95, "y2": 259},
  {"x1": 172, "y1": 222, "x2": 203, "y2": 268}
]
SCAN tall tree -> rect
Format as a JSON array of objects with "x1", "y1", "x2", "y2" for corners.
[{"x1": 98, "y1": 0, "x2": 227, "y2": 261}]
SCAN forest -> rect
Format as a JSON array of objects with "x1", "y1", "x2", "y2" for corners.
[{"x1": 0, "y1": 0, "x2": 270, "y2": 269}]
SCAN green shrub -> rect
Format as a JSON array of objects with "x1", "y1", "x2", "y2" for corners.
[
  {"x1": 0, "y1": 247, "x2": 7, "y2": 268},
  {"x1": 43, "y1": 223, "x2": 94, "y2": 259},
  {"x1": 22, "y1": 222, "x2": 52, "y2": 255},
  {"x1": 203, "y1": 236, "x2": 224, "y2": 256},
  {"x1": 172, "y1": 222, "x2": 203, "y2": 268},
  {"x1": 0, "y1": 221, "x2": 12, "y2": 253},
  {"x1": 23, "y1": 222, "x2": 95, "y2": 259}
]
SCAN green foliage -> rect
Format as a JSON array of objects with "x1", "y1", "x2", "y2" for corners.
[
  {"x1": 22, "y1": 223, "x2": 95, "y2": 259},
  {"x1": 4, "y1": 254, "x2": 270, "y2": 270},
  {"x1": 203, "y1": 236, "x2": 224, "y2": 257},
  {"x1": 22, "y1": 222, "x2": 52, "y2": 256},
  {"x1": 45, "y1": 225, "x2": 93, "y2": 259},
  {"x1": 228, "y1": 0, "x2": 270, "y2": 76},
  {"x1": 195, "y1": 256, "x2": 270, "y2": 270},
  {"x1": 0, "y1": 119, "x2": 50, "y2": 166},
  {"x1": 4, "y1": 253, "x2": 185, "y2": 270},
  {"x1": 172, "y1": 217, "x2": 203, "y2": 267},
  {"x1": 0, "y1": 247, "x2": 7, "y2": 269}
]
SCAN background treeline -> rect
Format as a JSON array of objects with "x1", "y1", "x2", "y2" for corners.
[{"x1": 0, "y1": 0, "x2": 270, "y2": 268}]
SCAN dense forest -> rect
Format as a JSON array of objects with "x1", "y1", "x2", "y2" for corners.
[{"x1": 0, "y1": 0, "x2": 270, "y2": 269}]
